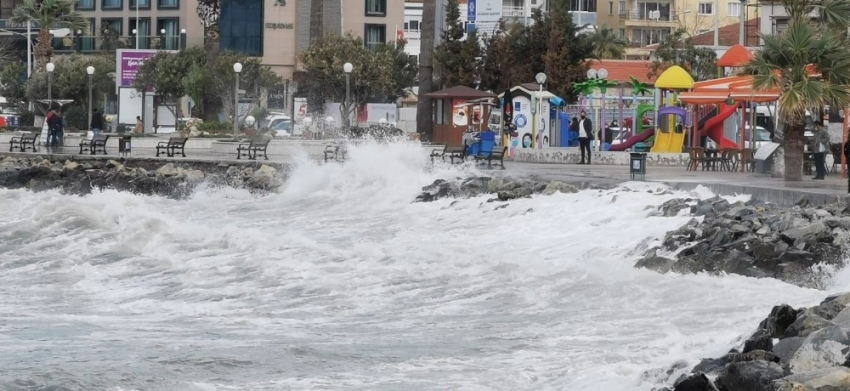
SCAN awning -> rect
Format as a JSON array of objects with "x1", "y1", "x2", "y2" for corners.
[
  {"x1": 677, "y1": 91, "x2": 730, "y2": 104},
  {"x1": 549, "y1": 96, "x2": 565, "y2": 106},
  {"x1": 730, "y1": 90, "x2": 781, "y2": 103}
]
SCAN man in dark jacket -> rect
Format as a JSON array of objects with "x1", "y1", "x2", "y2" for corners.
[
  {"x1": 46, "y1": 109, "x2": 60, "y2": 148},
  {"x1": 90, "y1": 108, "x2": 104, "y2": 136},
  {"x1": 577, "y1": 110, "x2": 594, "y2": 164}
]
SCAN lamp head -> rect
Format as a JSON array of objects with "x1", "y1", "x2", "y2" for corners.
[
  {"x1": 325, "y1": 116, "x2": 334, "y2": 123},
  {"x1": 86, "y1": 66, "x2": 95, "y2": 75},
  {"x1": 160, "y1": 29, "x2": 166, "y2": 35},
  {"x1": 244, "y1": 115, "x2": 256, "y2": 126},
  {"x1": 132, "y1": 28, "x2": 137, "y2": 34},
  {"x1": 343, "y1": 62, "x2": 353, "y2": 74},
  {"x1": 597, "y1": 68, "x2": 609, "y2": 79},
  {"x1": 535, "y1": 72, "x2": 547, "y2": 85},
  {"x1": 181, "y1": 28, "x2": 186, "y2": 34},
  {"x1": 46, "y1": 62, "x2": 54, "y2": 72},
  {"x1": 303, "y1": 117, "x2": 313, "y2": 126},
  {"x1": 233, "y1": 62, "x2": 243, "y2": 73},
  {"x1": 586, "y1": 69, "x2": 597, "y2": 79}
]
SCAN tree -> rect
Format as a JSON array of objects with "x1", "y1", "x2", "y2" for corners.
[
  {"x1": 195, "y1": 0, "x2": 223, "y2": 121},
  {"x1": 23, "y1": 54, "x2": 115, "y2": 127},
  {"x1": 134, "y1": 47, "x2": 283, "y2": 129},
  {"x1": 648, "y1": 28, "x2": 718, "y2": 82},
  {"x1": 478, "y1": 22, "x2": 509, "y2": 93},
  {"x1": 417, "y1": 0, "x2": 437, "y2": 140},
  {"x1": 743, "y1": 0, "x2": 850, "y2": 181},
  {"x1": 545, "y1": 0, "x2": 594, "y2": 101},
  {"x1": 298, "y1": 34, "x2": 415, "y2": 129},
  {"x1": 588, "y1": 27, "x2": 628, "y2": 59},
  {"x1": 0, "y1": 62, "x2": 28, "y2": 114},
  {"x1": 11, "y1": 0, "x2": 88, "y2": 71},
  {"x1": 434, "y1": 0, "x2": 481, "y2": 88}
]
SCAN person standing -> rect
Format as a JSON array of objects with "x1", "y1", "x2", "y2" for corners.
[
  {"x1": 812, "y1": 121, "x2": 830, "y2": 180},
  {"x1": 90, "y1": 108, "x2": 103, "y2": 136},
  {"x1": 135, "y1": 116, "x2": 144, "y2": 134},
  {"x1": 577, "y1": 110, "x2": 593, "y2": 164},
  {"x1": 46, "y1": 109, "x2": 60, "y2": 148}
]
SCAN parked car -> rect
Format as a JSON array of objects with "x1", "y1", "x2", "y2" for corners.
[{"x1": 735, "y1": 125, "x2": 772, "y2": 150}]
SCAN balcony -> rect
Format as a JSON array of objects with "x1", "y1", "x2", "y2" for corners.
[
  {"x1": 619, "y1": 10, "x2": 679, "y2": 27},
  {"x1": 502, "y1": 6, "x2": 526, "y2": 17},
  {"x1": 48, "y1": 34, "x2": 183, "y2": 53}
]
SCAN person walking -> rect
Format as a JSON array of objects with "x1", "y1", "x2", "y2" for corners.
[
  {"x1": 90, "y1": 108, "x2": 103, "y2": 136},
  {"x1": 812, "y1": 121, "x2": 830, "y2": 180},
  {"x1": 46, "y1": 109, "x2": 60, "y2": 149},
  {"x1": 577, "y1": 110, "x2": 593, "y2": 164}
]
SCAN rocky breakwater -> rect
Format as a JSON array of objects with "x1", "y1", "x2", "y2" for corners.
[
  {"x1": 413, "y1": 176, "x2": 588, "y2": 202},
  {"x1": 635, "y1": 196, "x2": 850, "y2": 288},
  {"x1": 668, "y1": 292, "x2": 850, "y2": 391},
  {"x1": 0, "y1": 156, "x2": 284, "y2": 198}
]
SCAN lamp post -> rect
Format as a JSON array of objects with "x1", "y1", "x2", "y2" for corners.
[
  {"x1": 132, "y1": 28, "x2": 138, "y2": 49},
  {"x1": 325, "y1": 116, "x2": 334, "y2": 139},
  {"x1": 160, "y1": 28, "x2": 166, "y2": 49},
  {"x1": 180, "y1": 28, "x2": 187, "y2": 50},
  {"x1": 46, "y1": 62, "x2": 55, "y2": 108},
  {"x1": 303, "y1": 117, "x2": 313, "y2": 139},
  {"x1": 87, "y1": 66, "x2": 94, "y2": 132},
  {"x1": 534, "y1": 72, "x2": 547, "y2": 149},
  {"x1": 597, "y1": 68, "x2": 609, "y2": 151},
  {"x1": 343, "y1": 62, "x2": 353, "y2": 129},
  {"x1": 232, "y1": 62, "x2": 242, "y2": 137}
]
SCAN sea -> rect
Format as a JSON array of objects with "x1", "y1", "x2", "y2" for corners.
[{"x1": 0, "y1": 141, "x2": 846, "y2": 391}]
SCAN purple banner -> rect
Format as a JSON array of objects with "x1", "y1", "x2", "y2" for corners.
[{"x1": 120, "y1": 51, "x2": 155, "y2": 88}]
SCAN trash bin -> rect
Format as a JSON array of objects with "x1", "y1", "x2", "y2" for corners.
[
  {"x1": 630, "y1": 152, "x2": 647, "y2": 180},
  {"x1": 119, "y1": 135, "x2": 132, "y2": 156},
  {"x1": 633, "y1": 142, "x2": 649, "y2": 153}
]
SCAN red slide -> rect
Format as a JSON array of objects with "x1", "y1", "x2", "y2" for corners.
[
  {"x1": 608, "y1": 127, "x2": 656, "y2": 151},
  {"x1": 703, "y1": 105, "x2": 738, "y2": 149}
]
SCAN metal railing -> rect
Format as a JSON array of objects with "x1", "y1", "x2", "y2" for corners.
[
  {"x1": 51, "y1": 35, "x2": 182, "y2": 52},
  {"x1": 619, "y1": 10, "x2": 678, "y2": 22}
]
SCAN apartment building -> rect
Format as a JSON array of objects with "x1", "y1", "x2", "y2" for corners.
[{"x1": 596, "y1": 0, "x2": 744, "y2": 58}]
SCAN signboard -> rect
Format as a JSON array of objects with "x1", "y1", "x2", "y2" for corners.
[
  {"x1": 467, "y1": 0, "x2": 477, "y2": 21},
  {"x1": 293, "y1": 97, "x2": 307, "y2": 122},
  {"x1": 468, "y1": 0, "x2": 501, "y2": 33},
  {"x1": 754, "y1": 141, "x2": 780, "y2": 161},
  {"x1": 115, "y1": 50, "x2": 159, "y2": 93}
]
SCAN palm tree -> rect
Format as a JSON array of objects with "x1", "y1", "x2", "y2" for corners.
[
  {"x1": 743, "y1": 0, "x2": 850, "y2": 181},
  {"x1": 589, "y1": 27, "x2": 628, "y2": 60},
  {"x1": 417, "y1": 0, "x2": 436, "y2": 140},
  {"x1": 11, "y1": 0, "x2": 88, "y2": 71}
]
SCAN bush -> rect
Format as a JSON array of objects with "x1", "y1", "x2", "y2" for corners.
[
  {"x1": 62, "y1": 106, "x2": 88, "y2": 130},
  {"x1": 197, "y1": 121, "x2": 233, "y2": 137}
]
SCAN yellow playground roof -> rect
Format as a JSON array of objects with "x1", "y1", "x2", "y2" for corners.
[{"x1": 654, "y1": 66, "x2": 695, "y2": 90}]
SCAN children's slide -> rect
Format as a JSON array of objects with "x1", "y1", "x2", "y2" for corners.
[
  {"x1": 650, "y1": 130, "x2": 687, "y2": 153},
  {"x1": 703, "y1": 104, "x2": 739, "y2": 149},
  {"x1": 608, "y1": 128, "x2": 656, "y2": 151}
]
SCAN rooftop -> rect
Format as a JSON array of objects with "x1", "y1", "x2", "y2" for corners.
[{"x1": 585, "y1": 60, "x2": 656, "y2": 85}]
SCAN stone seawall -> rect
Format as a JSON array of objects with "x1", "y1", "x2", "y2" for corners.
[{"x1": 514, "y1": 148, "x2": 690, "y2": 166}]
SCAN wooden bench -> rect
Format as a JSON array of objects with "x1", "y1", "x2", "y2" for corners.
[
  {"x1": 324, "y1": 145, "x2": 347, "y2": 162},
  {"x1": 237, "y1": 138, "x2": 271, "y2": 160},
  {"x1": 473, "y1": 146, "x2": 508, "y2": 169},
  {"x1": 79, "y1": 134, "x2": 110, "y2": 155},
  {"x1": 9, "y1": 132, "x2": 40, "y2": 152},
  {"x1": 156, "y1": 137, "x2": 188, "y2": 157},
  {"x1": 429, "y1": 145, "x2": 465, "y2": 164}
]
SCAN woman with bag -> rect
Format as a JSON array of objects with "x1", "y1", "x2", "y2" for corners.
[{"x1": 812, "y1": 121, "x2": 830, "y2": 180}]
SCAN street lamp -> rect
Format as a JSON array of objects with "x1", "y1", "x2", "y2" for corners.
[
  {"x1": 232, "y1": 62, "x2": 242, "y2": 137},
  {"x1": 46, "y1": 62, "x2": 55, "y2": 108},
  {"x1": 180, "y1": 28, "x2": 187, "y2": 50},
  {"x1": 132, "y1": 29, "x2": 138, "y2": 49},
  {"x1": 533, "y1": 72, "x2": 547, "y2": 149},
  {"x1": 343, "y1": 62, "x2": 353, "y2": 129},
  {"x1": 303, "y1": 117, "x2": 313, "y2": 139},
  {"x1": 87, "y1": 66, "x2": 95, "y2": 133}
]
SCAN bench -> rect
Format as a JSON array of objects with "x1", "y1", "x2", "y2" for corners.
[
  {"x1": 237, "y1": 138, "x2": 271, "y2": 160},
  {"x1": 79, "y1": 134, "x2": 110, "y2": 155},
  {"x1": 324, "y1": 145, "x2": 347, "y2": 162},
  {"x1": 429, "y1": 145, "x2": 465, "y2": 164},
  {"x1": 9, "y1": 132, "x2": 40, "y2": 152},
  {"x1": 473, "y1": 146, "x2": 508, "y2": 169},
  {"x1": 156, "y1": 137, "x2": 188, "y2": 157}
]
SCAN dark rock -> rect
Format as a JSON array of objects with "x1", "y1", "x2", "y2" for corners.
[
  {"x1": 773, "y1": 337, "x2": 806, "y2": 364},
  {"x1": 714, "y1": 360, "x2": 784, "y2": 391},
  {"x1": 813, "y1": 293, "x2": 850, "y2": 321},
  {"x1": 635, "y1": 256, "x2": 677, "y2": 274},
  {"x1": 497, "y1": 187, "x2": 533, "y2": 201},
  {"x1": 783, "y1": 311, "x2": 834, "y2": 339},
  {"x1": 743, "y1": 330, "x2": 774, "y2": 353},
  {"x1": 758, "y1": 304, "x2": 801, "y2": 338},
  {"x1": 673, "y1": 373, "x2": 718, "y2": 391}
]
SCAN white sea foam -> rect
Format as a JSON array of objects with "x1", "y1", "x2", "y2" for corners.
[{"x1": 0, "y1": 141, "x2": 841, "y2": 390}]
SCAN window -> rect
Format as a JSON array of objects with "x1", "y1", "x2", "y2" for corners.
[
  {"x1": 364, "y1": 24, "x2": 386, "y2": 50},
  {"x1": 130, "y1": 0, "x2": 150, "y2": 10},
  {"x1": 631, "y1": 27, "x2": 670, "y2": 45},
  {"x1": 435, "y1": 99, "x2": 445, "y2": 125},
  {"x1": 102, "y1": 0, "x2": 121, "y2": 10},
  {"x1": 619, "y1": 28, "x2": 625, "y2": 38},
  {"x1": 157, "y1": 18, "x2": 179, "y2": 50},
  {"x1": 619, "y1": 0, "x2": 625, "y2": 13},
  {"x1": 408, "y1": 54, "x2": 418, "y2": 66},
  {"x1": 365, "y1": 0, "x2": 386, "y2": 16},
  {"x1": 158, "y1": 0, "x2": 177, "y2": 9},
  {"x1": 129, "y1": 18, "x2": 150, "y2": 48},
  {"x1": 727, "y1": 2, "x2": 740, "y2": 16},
  {"x1": 608, "y1": 1, "x2": 613, "y2": 14},
  {"x1": 76, "y1": 0, "x2": 95, "y2": 11},
  {"x1": 698, "y1": 2, "x2": 713, "y2": 15},
  {"x1": 636, "y1": 2, "x2": 671, "y2": 20},
  {"x1": 101, "y1": 18, "x2": 123, "y2": 35},
  {"x1": 405, "y1": 19, "x2": 420, "y2": 31},
  {"x1": 81, "y1": 18, "x2": 96, "y2": 51},
  {"x1": 571, "y1": 0, "x2": 597, "y2": 11},
  {"x1": 219, "y1": 0, "x2": 263, "y2": 56}
]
